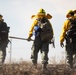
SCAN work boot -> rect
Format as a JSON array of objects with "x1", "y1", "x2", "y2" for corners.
[
  {"x1": 42, "y1": 64, "x2": 47, "y2": 71},
  {"x1": 33, "y1": 63, "x2": 37, "y2": 69},
  {"x1": 69, "y1": 63, "x2": 73, "y2": 69},
  {"x1": 66, "y1": 62, "x2": 73, "y2": 71},
  {"x1": 29, "y1": 63, "x2": 37, "y2": 71},
  {"x1": 41, "y1": 64, "x2": 50, "y2": 74},
  {"x1": 31, "y1": 60, "x2": 37, "y2": 68}
]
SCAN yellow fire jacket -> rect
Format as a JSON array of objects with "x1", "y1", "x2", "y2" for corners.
[
  {"x1": 60, "y1": 19, "x2": 71, "y2": 43},
  {"x1": 28, "y1": 15, "x2": 54, "y2": 38}
]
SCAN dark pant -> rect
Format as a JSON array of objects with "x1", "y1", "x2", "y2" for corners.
[
  {"x1": 0, "y1": 41, "x2": 7, "y2": 65},
  {"x1": 31, "y1": 36, "x2": 49, "y2": 65},
  {"x1": 65, "y1": 40, "x2": 76, "y2": 68}
]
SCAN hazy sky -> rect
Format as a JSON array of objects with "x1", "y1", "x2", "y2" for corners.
[{"x1": 0, "y1": 0, "x2": 76, "y2": 63}]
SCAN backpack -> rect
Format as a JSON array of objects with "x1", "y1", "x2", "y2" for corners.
[
  {"x1": 0, "y1": 21, "x2": 10, "y2": 41},
  {"x1": 66, "y1": 18, "x2": 76, "y2": 43},
  {"x1": 36, "y1": 18, "x2": 53, "y2": 42}
]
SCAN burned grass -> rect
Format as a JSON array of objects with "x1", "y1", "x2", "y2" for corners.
[{"x1": 0, "y1": 61, "x2": 76, "y2": 75}]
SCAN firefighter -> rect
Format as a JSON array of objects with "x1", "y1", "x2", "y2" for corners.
[
  {"x1": 27, "y1": 8, "x2": 54, "y2": 70},
  {"x1": 60, "y1": 10, "x2": 76, "y2": 68},
  {"x1": 0, "y1": 14, "x2": 9, "y2": 68}
]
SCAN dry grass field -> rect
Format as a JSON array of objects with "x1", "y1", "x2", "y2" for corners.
[{"x1": 0, "y1": 61, "x2": 76, "y2": 75}]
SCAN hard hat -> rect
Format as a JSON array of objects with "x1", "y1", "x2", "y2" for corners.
[
  {"x1": 37, "y1": 8, "x2": 46, "y2": 15},
  {"x1": 66, "y1": 10, "x2": 74, "y2": 18}
]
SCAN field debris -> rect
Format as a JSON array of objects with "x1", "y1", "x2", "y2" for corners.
[{"x1": 0, "y1": 61, "x2": 76, "y2": 75}]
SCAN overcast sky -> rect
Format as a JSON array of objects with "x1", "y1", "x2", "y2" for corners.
[{"x1": 0, "y1": 0, "x2": 76, "y2": 63}]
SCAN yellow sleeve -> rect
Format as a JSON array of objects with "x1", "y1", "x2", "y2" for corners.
[
  {"x1": 60, "y1": 20, "x2": 70, "y2": 43},
  {"x1": 28, "y1": 20, "x2": 38, "y2": 37}
]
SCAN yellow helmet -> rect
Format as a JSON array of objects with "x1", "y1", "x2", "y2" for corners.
[
  {"x1": 66, "y1": 10, "x2": 74, "y2": 18},
  {"x1": 37, "y1": 8, "x2": 46, "y2": 15},
  {"x1": 67, "y1": 10, "x2": 73, "y2": 13}
]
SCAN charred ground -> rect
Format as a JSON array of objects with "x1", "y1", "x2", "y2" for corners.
[{"x1": 0, "y1": 61, "x2": 76, "y2": 75}]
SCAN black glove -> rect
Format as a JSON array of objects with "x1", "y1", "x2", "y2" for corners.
[{"x1": 60, "y1": 42, "x2": 64, "y2": 48}]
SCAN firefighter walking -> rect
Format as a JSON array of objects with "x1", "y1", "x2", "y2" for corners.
[
  {"x1": 60, "y1": 10, "x2": 76, "y2": 69},
  {"x1": 27, "y1": 8, "x2": 54, "y2": 71},
  {"x1": 0, "y1": 14, "x2": 9, "y2": 68}
]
